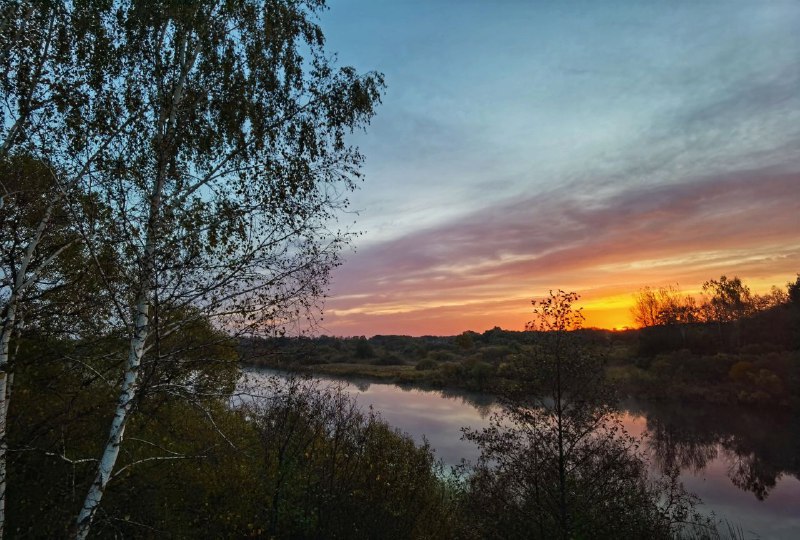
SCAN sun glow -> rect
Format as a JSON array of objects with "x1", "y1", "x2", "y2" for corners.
[{"x1": 578, "y1": 297, "x2": 637, "y2": 330}]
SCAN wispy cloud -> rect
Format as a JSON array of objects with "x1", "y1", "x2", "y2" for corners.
[
  {"x1": 317, "y1": 0, "x2": 800, "y2": 335},
  {"x1": 322, "y1": 167, "x2": 800, "y2": 335}
]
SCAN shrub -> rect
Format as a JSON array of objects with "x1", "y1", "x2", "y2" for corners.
[
  {"x1": 729, "y1": 361, "x2": 754, "y2": 381},
  {"x1": 416, "y1": 358, "x2": 437, "y2": 371},
  {"x1": 374, "y1": 352, "x2": 405, "y2": 365}
]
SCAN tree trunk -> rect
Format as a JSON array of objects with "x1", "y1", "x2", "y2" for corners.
[
  {"x1": 73, "y1": 207, "x2": 161, "y2": 538},
  {"x1": 74, "y1": 293, "x2": 150, "y2": 539},
  {"x1": 0, "y1": 199, "x2": 53, "y2": 538},
  {"x1": 0, "y1": 302, "x2": 16, "y2": 539},
  {"x1": 72, "y1": 26, "x2": 193, "y2": 533},
  {"x1": 73, "y1": 155, "x2": 167, "y2": 538}
]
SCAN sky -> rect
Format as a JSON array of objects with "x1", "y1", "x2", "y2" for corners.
[{"x1": 313, "y1": 0, "x2": 800, "y2": 336}]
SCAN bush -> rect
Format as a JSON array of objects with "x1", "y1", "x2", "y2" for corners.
[
  {"x1": 247, "y1": 379, "x2": 457, "y2": 538},
  {"x1": 374, "y1": 352, "x2": 405, "y2": 365},
  {"x1": 354, "y1": 336, "x2": 375, "y2": 359},
  {"x1": 416, "y1": 358, "x2": 437, "y2": 371},
  {"x1": 729, "y1": 361, "x2": 754, "y2": 381},
  {"x1": 428, "y1": 350, "x2": 458, "y2": 362},
  {"x1": 9, "y1": 356, "x2": 457, "y2": 539}
]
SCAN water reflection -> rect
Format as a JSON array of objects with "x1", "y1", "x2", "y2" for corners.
[
  {"x1": 241, "y1": 367, "x2": 499, "y2": 465},
  {"x1": 242, "y1": 367, "x2": 800, "y2": 538},
  {"x1": 627, "y1": 400, "x2": 800, "y2": 501}
]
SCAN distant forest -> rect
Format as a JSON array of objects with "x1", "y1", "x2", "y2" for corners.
[{"x1": 245, "y1": 274, "x2": 800, "y2": 409}]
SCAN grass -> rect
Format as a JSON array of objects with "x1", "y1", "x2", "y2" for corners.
[{"x1": 292, "y1": 363, "x2": 427, "y2": 383}]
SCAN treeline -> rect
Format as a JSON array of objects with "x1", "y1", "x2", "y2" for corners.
[
  {"x1": 243, "y1": 327, "x2": 546, "y2": 390},
  {"x1": 632, "y1": 275, "x2": 800, "y2": 355},
  {"x1": 616, "y1": 275, "x2": 800, "y2": 409},
  {"x1": 243, "y1": 324, "x2": 622, "y2": 389},
  {"x1": 248, "y1": 275, "x2": 800, "y2": 409}
]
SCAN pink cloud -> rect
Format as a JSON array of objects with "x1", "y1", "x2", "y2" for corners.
[{"x1": 320, "y1": 167, "x2": 800, "y2": 335}]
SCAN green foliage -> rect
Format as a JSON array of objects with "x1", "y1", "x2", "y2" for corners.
[
  {"x1": 247, "y1": 378, "x2": 456, "y2": 538},
  {"x1": 428, "y1": 349, "x2": 457, "y2": 363},
  {"x1": 621, "y1": 349, "x2": 796, "y2": 408},
  {"x1": 415, "y1": 358, "x2": 437, "y2": 371},
  {"x1": 8, "y1": 349, "x2": 457, "y2": 538},
  {"x1": 142, "y1": 306, "x2": 241, "y2": 397},
  {"x1": 454, "y1": 331, "x2": 475, "y2": 350},
  {"x1": 0, "y1": 155, "x2": 117, "y2": 340},
  {"x1": 478, "y1": 345, "x2": 513, "y2": 364},
  {"x1": 459, "y1": 358, "x2": 495, "y2": 391},
  {"x1": 461, "y1": 291, "x2": 708, "y2": 539},
  {"x1": 354, "y1": 336, "x2": 375, "y2": 359},
  {"x1": 373, "y1": 351, "x2": 404, "y2": 366}
]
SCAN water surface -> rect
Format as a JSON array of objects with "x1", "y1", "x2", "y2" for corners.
[{"x1": 243, "y1": 367, "x2": 800, "y2": 539}]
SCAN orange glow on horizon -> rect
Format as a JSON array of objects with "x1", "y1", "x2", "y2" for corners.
[
  {"x1": 319, "y1": 274, "x2": 797, "y2": 337},
  {"x1": 320, "y1": 168, "x2": 799, "y2": 337},
  {"x1": 575, "y1": 293, "x2": 638, "y2": 330}
]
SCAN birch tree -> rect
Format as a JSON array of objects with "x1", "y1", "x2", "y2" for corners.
[
  {"x1": 0, "y1": 158, "x2": 70, "y2": 539},
  {"x1": 1, "y1": 6, "x2": 69, "y2": 531},
  {"x1": 68, "y1": 1, "x2": 383, "y2": 537},
  {"x1": 1, "y1": 3, "x2": 129, "y2": 535}
]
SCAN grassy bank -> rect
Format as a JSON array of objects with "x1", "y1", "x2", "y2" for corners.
[{"x1": 242, "y1": 324, "x2": 800, "y2": 411}]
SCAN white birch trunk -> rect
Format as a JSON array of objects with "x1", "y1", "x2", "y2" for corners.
[
  {"x1": 0, "y1": 199, "x2": 53, "y2": 538},
  {"x1": 73, "y1": 293, "x2": 150, "y2": 540},
  {"x1": 73, "y1": 32, "x2": 193, "y2": 538},
  {"x1": 0, "y1": 301, "x2": 17, "y2": 539},
  {"x1": 74, "y1": 163, "x2": 169, "y2": 540},
  {"x1": 73, "y1": 182, "x2": 163, "y2": 538}
]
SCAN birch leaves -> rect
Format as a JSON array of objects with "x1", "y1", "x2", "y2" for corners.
[{"x1": 1, "y1": 1, "x2": 383, "y2": 537}]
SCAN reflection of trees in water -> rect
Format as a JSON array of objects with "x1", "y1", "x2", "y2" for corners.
[
  {"x1": 459, "y1": 293, "x2": 710, "y2": 538},
  {"x1": 646, "y1": 419, "x2": 719, "y2": 473},
  {"x1": 352, "y1": 380, "x2": 371, "y2": 392},
  {"x1": 724, "y1": 449, "x2": 781, "y2": 501},
  {"x1": 631, "y1": 400, "x2": 800, "y2": 500},
  {"x1": 437, "y1": 387, "x2": 496, "y2": 418}
]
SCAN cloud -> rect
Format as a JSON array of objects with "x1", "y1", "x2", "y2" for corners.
[
  {"x1": 321, "y1": 166, "x2": 800, "y2": 335},
  {"x1": 315, "y1": 0, "x2": 800, "y2": 336}
]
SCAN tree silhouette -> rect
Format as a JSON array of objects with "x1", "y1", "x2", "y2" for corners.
[{"x1": 462, "y1": 291, "x2": 704, "y2": 539}]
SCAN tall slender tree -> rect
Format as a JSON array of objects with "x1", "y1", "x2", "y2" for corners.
[
  {"x1": 1, "y1": 3, "x2": 130, "y2": 535},
  {"x1": 66, "y1": 1, "x2": 384, "y2": 537},
  {"x1": 463, "y1": 291, "x2": 705, "y2": 538}
]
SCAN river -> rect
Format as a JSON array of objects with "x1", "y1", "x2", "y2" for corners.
[{"x1": 242, "y1": 366, "x2": 800, "y2": 539}]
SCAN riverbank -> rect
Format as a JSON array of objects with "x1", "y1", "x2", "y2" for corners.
[
  {"x1": 242, "y1": 366, "x2": 800, "y2": 540},
  {"x1": 241, "y1": 332, "x2": 799, "y2": 412}
]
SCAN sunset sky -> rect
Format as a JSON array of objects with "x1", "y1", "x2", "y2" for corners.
[{"x1": 315, "y1": 0, "x2": 800, "y2": 336}]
